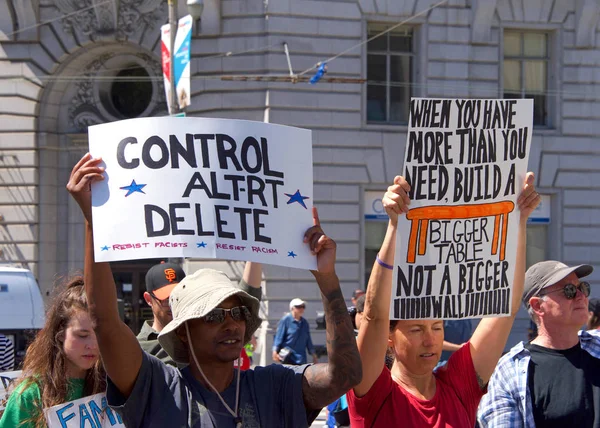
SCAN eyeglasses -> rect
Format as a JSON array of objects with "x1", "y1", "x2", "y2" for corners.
[
  {"x1": 294, "y1": 305, "x2": 305, "y2": 310},
  {"x1": 539, "y1": 281, "x2": 591, "y2": 300},
  {"x1": 149, "y1": 293, "x2": 170, "y2": 308},
  {"x1": 203, "y1": 306, "x2": 251, "y2": 324}
]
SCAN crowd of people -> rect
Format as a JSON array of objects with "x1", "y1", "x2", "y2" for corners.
[{"x1": 1, "y1": 152, "x2": 600, "y2": 428}]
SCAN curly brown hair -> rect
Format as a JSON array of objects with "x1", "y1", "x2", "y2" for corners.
[{"x1": 12, "y1": 276, "x2": 105, "y2": 427}]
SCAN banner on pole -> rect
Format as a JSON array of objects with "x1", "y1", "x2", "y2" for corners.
[
  {"x1": 160, "y1": 23, "x2": 171, "y2": 110},
  {"x1": 392, "y1": 98, "x2": 533, "y2": 320},
  {"x1": 174, "y1": 14, "x2": 193, "y2": 109},
  {"x1": 160, "y1": 15, "x2": 193, "y2": 112},
  {"x1": 88, "y1": 117, "x2": 316, "y2": 270}
]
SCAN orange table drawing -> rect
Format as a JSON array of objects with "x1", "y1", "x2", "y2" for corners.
[{"x1": 405, "y1": 201, "x2": 515, "y2": 263}]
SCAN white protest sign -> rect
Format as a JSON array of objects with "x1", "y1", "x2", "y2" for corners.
[
  {"x1": 89, "y1": 117, "x2": 316, "y2": 270},
  {"x1": 392, "y1": 98, "x2": 533, "y2": 320},
  {"x1": 45, "y1": 393, "x2": 124, "y2": 428}
]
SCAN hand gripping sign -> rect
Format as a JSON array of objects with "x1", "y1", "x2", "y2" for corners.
[
  {"x1": 88, "y1": 117, "x2": 316, "y2": 270},
  {"x1": 392, "y1": 98, "x2": 533, "y2": 320}
]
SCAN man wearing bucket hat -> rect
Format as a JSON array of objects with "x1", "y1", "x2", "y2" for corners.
[
  {"x1": 478, "y1": 260, "x2": 600, "y2": 427},
  {"x1": 138, "y1": 260, "x2": 262, "y2": 366},
  {"x1": 67, "y1": 153, "x2": 362, "y2": 427}
]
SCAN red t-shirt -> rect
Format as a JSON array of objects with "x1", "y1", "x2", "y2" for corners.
[{"x1": 347, "y1": 343, "x2": 483, "y2": 428}]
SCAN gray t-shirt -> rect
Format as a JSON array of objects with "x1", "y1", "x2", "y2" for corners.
[{"x1": 107, "y1": 352, "x2": 314, "y2": 427}]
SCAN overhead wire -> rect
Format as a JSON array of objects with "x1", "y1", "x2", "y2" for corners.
[
  {"x1": 297, "y1": 0, "x2": 449, "y2": 76},
  {"x1": 3, "y1": 73, "x2": 594, "y2": 99},
  {"x1": 2, "y1": 0, "x2": 449, "y2": 84},
  {"x1": 92, "y1": 41, "x2": 284, "y2": 75},
  {"x1": 3, "y1": 0, "x2": 583, "y2": 99}
]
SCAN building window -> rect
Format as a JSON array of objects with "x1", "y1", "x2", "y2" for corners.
[
  {"x1": 366, "y1": 24, "x2": 414, "y2": 124},
  {"x1": 110, "y1": 66, "x2": 153, "y2": 119},
  {"x1": 503, "y1": 31, "x2": 549, "y2": 127}
]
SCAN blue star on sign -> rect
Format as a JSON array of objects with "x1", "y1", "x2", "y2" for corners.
[
  {"x1": 120, "y1": 179, "x2": 146, "y2": 197},
  {"x1": 284, "y1": 189, "x2": 310, "y2": 209},
  {"x1": 101, "y1": 246, "x2": 109, "y2": 251},
  {"x1": 197, "y1": 242, "x2": 207, "y2": 248},
  {"x1": 288, "y1": 251, "x2": 297, "y2": 258}
]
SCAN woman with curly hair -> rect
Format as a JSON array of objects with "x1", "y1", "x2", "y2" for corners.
[{"x1": 0, "y1": 277, "x2": 105, "y2": 427}]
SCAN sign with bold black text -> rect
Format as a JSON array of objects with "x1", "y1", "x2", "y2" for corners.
[
  {"x1": 89, "y1": 117, "x2": 316, "y2": 270},
  {"x1": 392, "y1": 98, "x2": 533, "y2": 320}
]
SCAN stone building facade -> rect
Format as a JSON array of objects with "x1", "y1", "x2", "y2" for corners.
[{"x1": 1, "y1": 0, "x2": 599, "y2": 359}]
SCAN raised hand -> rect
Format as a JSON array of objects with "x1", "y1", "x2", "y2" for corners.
[
  {"x1": 66, "y1": 153, "x2": 104, "y2": 224},
  {"x1": 517, "y1": 172, "x2": 540, "y2": 220},
  {"x1": 304, "y1": 207, "x2": 336, "y2": 275},
  {"x1": 382, "y1": 175, "x2": 411, "y2": 225}
]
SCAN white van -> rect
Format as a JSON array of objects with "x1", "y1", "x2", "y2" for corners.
[{"x1": 0, "y1": 267, "x2": 44, "y2": 369}]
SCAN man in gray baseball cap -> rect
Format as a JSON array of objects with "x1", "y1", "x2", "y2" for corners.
[{"x1": 479, "y1": 260, "x2": 600, "y2": 427}]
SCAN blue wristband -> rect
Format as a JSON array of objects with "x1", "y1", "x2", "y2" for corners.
[{"x1": 376, "y1": 254, "x2": 394, "y2": 270}]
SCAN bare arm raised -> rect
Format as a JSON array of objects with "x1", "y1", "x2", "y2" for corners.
[
  {"x1": 301, "y1": 208, "x2": 362, "y2": 409},
  {"x1": 67, "y1": 153, "x2": 143, "y2": 398},
  {"x1": 353, "y1": 176, "x2": 410, "y2": 396},
  {"x1": 243, "y1": 261, "x2": 262, "y2": 289}
]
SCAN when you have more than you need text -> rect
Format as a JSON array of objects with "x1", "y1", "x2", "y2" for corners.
[{"x1": 404, "y1": 99, "x2": 528, "y2": 203}]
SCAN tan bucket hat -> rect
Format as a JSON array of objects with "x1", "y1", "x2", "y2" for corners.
[{"x1": 157, "y1": 268, "x2": 261, "y2": 364}]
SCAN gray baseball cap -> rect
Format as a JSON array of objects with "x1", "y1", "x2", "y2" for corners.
[{"x1": 523, "y1": 260, "x2": 593, "y2": 308}]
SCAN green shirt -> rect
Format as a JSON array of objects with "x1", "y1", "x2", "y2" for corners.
[{"x1": 0, "y1": 378, "x2": 85, "y2": 428}]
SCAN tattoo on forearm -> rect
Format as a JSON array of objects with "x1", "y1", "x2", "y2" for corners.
[{"x1": 302, "y1": 286, "x2": 362, "y2": 410}]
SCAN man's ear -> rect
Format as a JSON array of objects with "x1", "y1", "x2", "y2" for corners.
[
  {"x1": 143, "y1": 292, "x2": 152, "y2": 306},
  {"x1": 176, "y1": 323, "x2": 188, "y2": 344},
  {"x1": 530, "y1": 297, "x2": 544, "y2": 317}
]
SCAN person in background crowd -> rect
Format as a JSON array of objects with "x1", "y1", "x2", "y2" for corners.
[
  {"x1": 588, "y1": 298, "x2": 600, "y2": 330},
  {"x1": 244, "y1": 335, "x2": 258, "y2": 365},
  {"x1": 478, "y1": 260, "x2": 600, "y2": 427},
  {"x1": 438, "y1": 319, "x2": 473, "y2": 367},
  {"x1": 0, "y1": 334, "x2": 14, "y2": 372},
  {"x1": 351, "y1": 289, "x2": 365, "y2": 307},
  {"x1": 0, "y1": 278, "x2": 104, "y2": 428},
  {"x1": 273, "y1": 298, "x2": 319, "y2": 365},
  {"x1": 139, "y1": 261, "x2": 262, "y2": 366},
  {"x1": 137, "y1": 261, "x2": 186, "y2": 366},
  {"x1": 348, "y1": 173, "x2": 539, "y2": 427},
  {"x1": 354, "y1": 294, "x2": 366, "y2": 332},
  {"x1": 67, "y1": 153, "x2": 361, "y2": 427}
]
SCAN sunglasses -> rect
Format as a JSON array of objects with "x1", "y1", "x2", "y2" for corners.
[
  {"x1": 539, "y1": 281, "x2": 591, "y2": 300},
  {"x1": 294, "y1": 305, "x2": 305, "y2": 309},
  {"x1": 149, "y1": 292, "x2": 170, "y2": 308},
  {"x1": 204, "y1": 306, "x2": 251, "y2": 324}
]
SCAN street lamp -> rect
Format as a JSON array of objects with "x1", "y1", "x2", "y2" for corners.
[{"x1": 187, "y1": 0, "x2": 204, "y2": 21}]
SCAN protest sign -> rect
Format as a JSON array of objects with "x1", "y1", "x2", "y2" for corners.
[
  {"x1": 392, "y1": 98, "x2": 533, "y2": 320},
  {"x1": 88, "y1": 117, "x2": 316, "y2": 270},
  {"x1": 45, "y1": 393, "x2": 124, "y2": 428}
]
